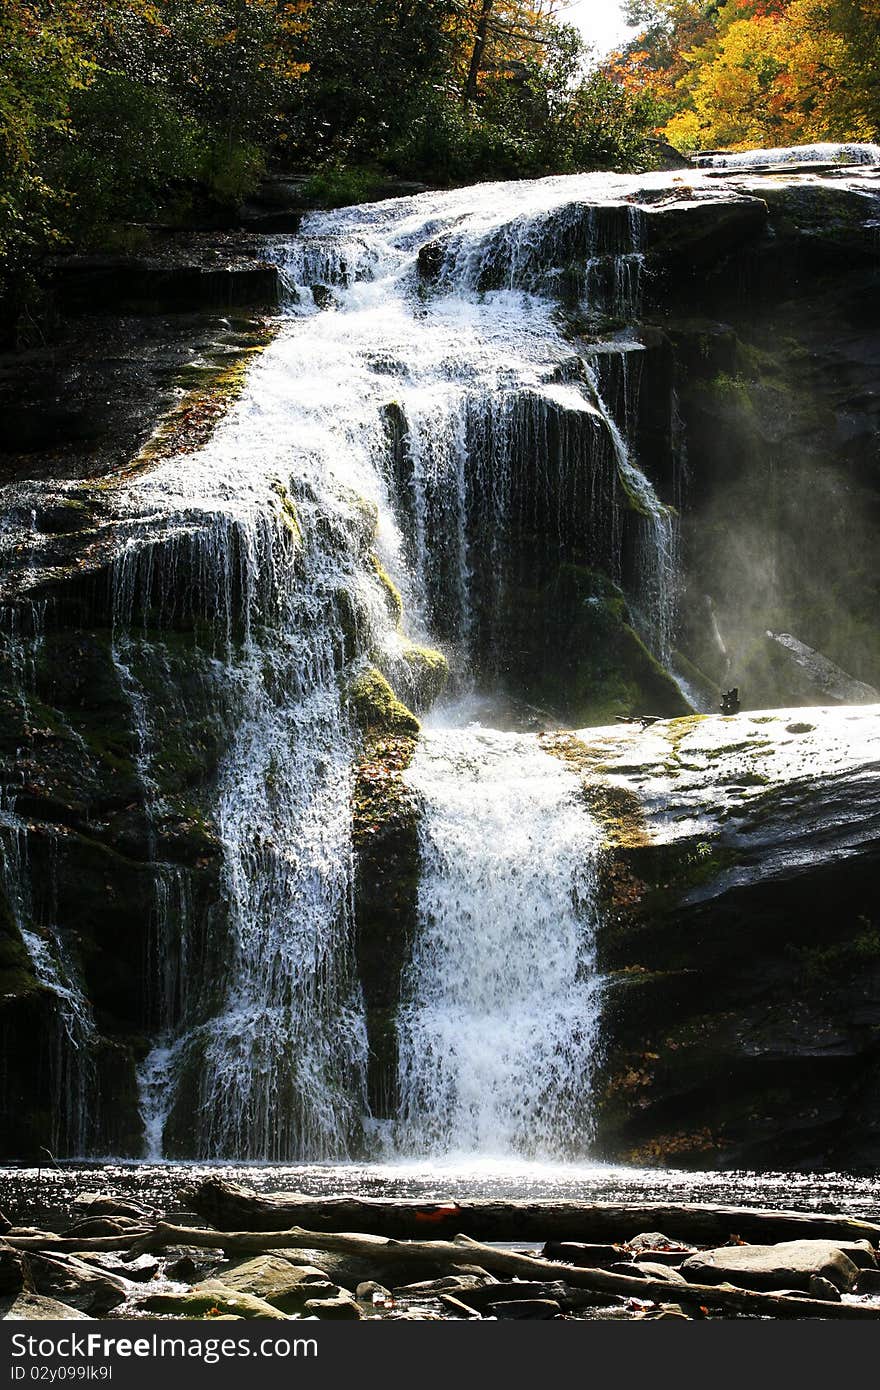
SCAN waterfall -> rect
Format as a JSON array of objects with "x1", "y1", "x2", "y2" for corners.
[
  {"x1": 1, "y1": 171, "x2": 692, "y2": 1159},
  {"x1": 395, "y1": 729, "x2": 603, "y2": 1158}
]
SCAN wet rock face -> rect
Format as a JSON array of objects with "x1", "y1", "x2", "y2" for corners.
[
  {"x1": 586, "y1": 707, "x2": 880, "y2": 1171},
  {"x1": 656, "y1": 174, "x2": 880, "y2": 708},
  {"x1": 0, "y1": 602, "x2": 227, "y2": 1160}
]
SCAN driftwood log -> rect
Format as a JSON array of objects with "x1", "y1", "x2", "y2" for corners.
[
  {"x1": 123, "y1": 1221, "x2": 880, "y2": 1320},
  {"x1": 189, "y1": 1179, "x2": 880, "y2": 1247}
]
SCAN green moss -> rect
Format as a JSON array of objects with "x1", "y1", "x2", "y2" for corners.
[
  {"x1": 128, "y1": 342, "x2": 271, "y2": 475},
  {"x1": 512, "y1": 565, "x2": 691, "y2": 726},
  {"x1": 790, "y1": 923, "x2": 880, "y2": 984},
  {"x1": 540, "y1": 732, "x2": 649, "y2": 850},
  {"x1": 270, "y1": 481, "x2": 303, "y2": 544},
  {"x1": 369, "y1": 553, "x2": 403, "y2": 625},
  {"x1": 0, "y1": 931, "x2": 42, "y2": 1000},
  {"x1": 347, "y1": 666, "x2": 420, "y2": 737},
  {"x1": 399, "y1": 641, "x2": 449, "y2": 707}
]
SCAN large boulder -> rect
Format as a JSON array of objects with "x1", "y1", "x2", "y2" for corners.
[
  {"x1": 142, "y1": 1284, "x2": 289, "y2": 1320},
  {"x1": 681, "y1": 1240, "x2": 862, "y2": 1292},
  {"x1": 21, "y1": 1252, "x2": 130, "y2": 1315},
  {"x1": 1, "y1": 1292, "x2": 93, "y2": 1320},
  {"x1": 209, "y1": 1257, "x2": 341, "y2": 1313}
]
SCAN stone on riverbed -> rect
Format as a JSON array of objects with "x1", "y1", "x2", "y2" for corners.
[
  {"x1": 488, "y1": 1299, "x2": 561, "y2": 1320},
  {"x1": 76, "y1": 1252, "x2": 160, "y2": 1282},
  {"x1": 302, "y1": 1292, "x2": 361, "y2": 1320},
  {"x1": 142, "y1": 1283, "x2": 289, "y2": 1320},
  {"x1": 392, "y1": 1275, "x2": 497, "y2": 1299},
  {"x1": 634, "y1": 1262, "x2": 689, "y2": 1284},
  {"x1": 22, "y1": 1252, "x2": 130, "y2": 1314},
  {"x1": 681, "y1": 1241, "x2": 861, "y2": 1292},
  {"x1": 163, "y1": 1247, "x2": 226, "y2": 1282},
  {"x1": 1, "y1": 1293, "x2": 93, "y2": 1320},
  {"x1": 210, "y1": 1257, "x2": 343, "y2": 1313},
  {"x1": 0, "y1": 1244, "x2": 22, "y2": 1295}
]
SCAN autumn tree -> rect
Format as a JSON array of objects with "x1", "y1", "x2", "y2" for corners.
[{"x1": 607, "y1": 0, "x2": 880, "y2": 150}]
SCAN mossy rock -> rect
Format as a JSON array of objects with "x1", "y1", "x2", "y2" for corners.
[
  {"x1": 499, "y1": 565, "x2": 691, "y2": 726},
  {"x1": 369, "y1": 553, "x2": 403, "y2": 625},
  {"x1": 352, "y1": 728, "x2": 421, "y2": 1116},
  {"x1": 398, "y1": 642, "x2": 449, "y2": 709},
  {"x1": 347, "y1": 667, "x2": 420, "y2": 737}
]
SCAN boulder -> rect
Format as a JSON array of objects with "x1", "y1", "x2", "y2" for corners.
[
  {"x1": 635, "y1": 1262, "x2": 689, "y2": 1284},
  {"x1": 0, "y1": 1243, "x2": 23, "y2": 1295},
  {"x1": 22, "y1": 1251, "x2": 130, "y2": 1314},
  {"x1": 163, "y1": 1248, "x2": 226, "y2": 1282},
  {"x1": 302, "y1": 1292, "x2": 361, "y2": 1320},
  {"x1": 392, "y1": 1275, "x2": 495, "y2": 1299},
  {"x1": 1, "y1": 1292, "x2": 93, "y2": 1320},
  {"x1": 72, "y1": 1194, "x2": 159, "y2": 1220},
  {"x1": 63, "y1": 1216, "x2": 148, "y2": 1239},
  {"x1": 487, "y1": 1299, "x2": 561, "y2": 1319},
  {"x1": 356, "y1": 1281, "x2": 392, "y2": 1303},
  {"x1": 76, "y1": 1252, "x2": 160, "y2": 1283},
  {"x1": 808, "y1": 1276, "x2": 841, "y2": 1302},
  {"x1": 452, "y1": 1281, "x2": 571, "y2": 1313},
  {"x1": 210, "y1": 1257, "x2": 341, "y2": 1313},
  {"x1": 681, "y1": 1241, "x2": 861, "y2": 1292},
  {"x1": 142, "y1": 1283, "x2": 289, "y2": 1320}
]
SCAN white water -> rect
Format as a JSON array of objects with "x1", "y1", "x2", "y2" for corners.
[
  {"x1": 694, "y1": 141, "x2": 880, "y2": 169},
  {"x1": 395, "y1": 728, "x2": 603, "y2": 1158},
  {"x1": 3, "y1": 171, "x2": 697, "y2": 1159}
]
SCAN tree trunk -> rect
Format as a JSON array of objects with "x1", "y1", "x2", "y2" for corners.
[
  {"x1": 187, "y1": 1180, "x2": 880, "y2": 1246},
  {"x1": 464, "y1": 0, "x2": 494, "y2": 106}
]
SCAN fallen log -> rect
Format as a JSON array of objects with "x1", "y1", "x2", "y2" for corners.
[
  {"x1": 132, "y1": 1222, "x2": 880, "y2": 1319},
  {"x1": 188, "y1": 1179, "x2": 880, "y2": 1247},
  {"x1": 4, "y1": 1231, "x2": 154, "y2": 1254}
]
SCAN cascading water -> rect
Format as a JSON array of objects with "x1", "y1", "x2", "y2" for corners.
[
  {"x1": 693, "y1": 141, "x2": 880, "y2": 169},
  {"x1": 1, "y1": 171, "x2": 697, "y2": 1160},
  {"x1": 395, "y1": 729, "x2": 603, "y2": 1158}
]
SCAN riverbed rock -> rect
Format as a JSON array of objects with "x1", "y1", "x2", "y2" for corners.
[
  {"x1": 681, "y1": 1240, "x2": 861, "y2": 1292},
  {"x1": 22, "y1": 1251, "x2": 130, "y2": 1314},
  {"x1": 210, "y1": 1257, "x2": 342, "y2": 1313},
  {"x1": 76, "y1": 1252, "x2": 160, "y2": 1282},
  {"x1": 808, "y1": 1275, "x2": 841, "y2": 1301},
  {"x1": 0, "y1": 1244, "x2": 22, "y2": 1294},
  {"x1": 0, "y1": 1292, "x2": 93, "y2": 1320},
  {"x1": 142, "y1": 1283, "x2": 289, "y2": 1319},
  {"x1": 633, "y1": 1262, "x2": 689, "y2": 1283},
  {"x1": 163, "y1": 1248, "x2": 227, "y2": 1282},
  {"x1": 302, "y1": 1291, "x2": 361, "y2": 1319},
  {"x1": 72, "y1": 1193, "x2": 159, "y2": 1220},
  {"x1": 488, "y1": 1298, "x2": 561, "y2": 1319}
]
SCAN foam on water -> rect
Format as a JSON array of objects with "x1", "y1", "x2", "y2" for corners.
[{"x1": 395, "y1": 728, "x2": 603, "y2": 1158}]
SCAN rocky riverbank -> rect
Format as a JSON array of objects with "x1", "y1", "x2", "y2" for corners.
[{"x1": 1, "y1": 1180, "x2": 879, "y2": 1322}]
